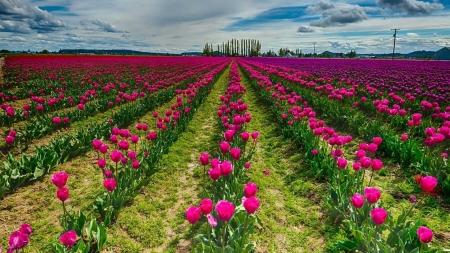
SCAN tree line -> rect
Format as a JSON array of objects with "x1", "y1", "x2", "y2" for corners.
[{"x1": 202, "y1": 39, "x2": 262, "y2": 57}]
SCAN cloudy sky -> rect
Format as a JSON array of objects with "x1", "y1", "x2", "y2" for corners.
[{"x1": 1, "y1": 0, "x2": 449, "y2": 54}]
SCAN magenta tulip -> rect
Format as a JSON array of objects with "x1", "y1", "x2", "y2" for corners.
[
  {"x1": 219, "y1": 141, "x2": 230, "y2": 153},
  {"x1": 57, "y1": 187, "x2": 69, "y2": 202},
  {"x1": 244, "y1": 182, "x2": 258, "y2": 198},
  {"x1": 132, "y1": 160, "x2": 140, "y2": 169},
  {"x1": 245, "y1": 162, "x2": 251, "y2": 169},
  {"x1": 200, "y1": 198, "x2": 214, "y2": 215},
  {"x1": 103, "y1": 178, "x2": 116, "y2": 191},
  {"x1": 371, "y1": 159, "x2": 383, "y2": 171},
  {"x1": 52, "y1": 117, "x2": 61, "y2": 125},
  {"x1": 211, "y1": 158, "x2": 220, "y2": 167},
  {"x1": 371, "y1": 208, "x2": 388, "y2": 225},
  {"x1": 350, "y1": 193, "x2": 365, "y2": 208},
  {"x1": 353, "y1": 162, "x2": 362, "y2": 171},
  {"x1": 312, "y1": 149, "x2": 318, "y2": 155},
  {"x1": 104, "y1": 170, "x2": 113, "y2": 178},
  {"x1": 19, "y1": 223, "x2": 33, "y2": 235},
  {"x1": 110, "y1": 150, "x2": 122, "y2": 163},
  {"x1": 215, "y1": 200, "x2": 235, "y2": 222},
  {"x1": 51, "y1": 171, "x2": 69, "y2": 188},
  {"x1": 185, "y1": 206, "x2": 201, "y2": 224},
  {"x1": 364, "y1": 187, "x2": 381, "y2": 204},
  {"x1": 417, "y1": 226, "x2": 433, "y2": 243},
  {"x1": 230, "y1": 148, "x2": 241, "y2": 160},
  {"x1": 367, "y1": 143, "x2": 378, "y2": 153},
  {"x1": 360, "y1": 156, "x2": 372, "y2": 168},
  {"x1": 199, "y1": 153, "x2": 209, "y2": 166},
  {"x1": 99, "y1": 144, "x2": 109, "y2": 154},
  {"x1": 5, "y1": 135, "x2": 14, "y2": 145},
  {"x1": 220, "y1": 160, "x2": 233, "y2": 176},
  {"x1": 98, "y1": 159, "x2": 107, "y2": 169},
  {"x1": 373, "y1": 137, "x2": 382, "y2": 145},
  {"x1": 8, "y1": 231, "x2": 29, "y2": 250},
  {"x1": 419, "y1": 176, "x2": 438, "y2": 193},
  {"x1": 130, "y1": 135, "x2": 139, "y2": 144},
  {"x1": 251, "y1": 131, "x2": 259, "y2": 139},
  {"x1": 92, "y1": 139, "x2": 102, "y2": 150},
  {"x1": 337, "y1": 157, "x2": 348, "y2": 169},
  {"x1": 60, "y1": 230, "x2": 77, "y2": 247},
  {"x1": 241, "y1": 132, "x2": 250, "y2": 141},
  {"x1": 118, "y1": 140, "x2": 130, "y2": 150},
  {"x1": 243, "y1": 196, "x2": 260, "y2": 214},
  {"x1": 208, "y1": 166, "x2": 221, "y2": 180}
]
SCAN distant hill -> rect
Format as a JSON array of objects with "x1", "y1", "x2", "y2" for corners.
[{"x1": 58, "y1": 49, "x2": 194, "y2": 56}]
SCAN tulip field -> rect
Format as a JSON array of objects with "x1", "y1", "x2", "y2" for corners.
[{"x1": 0, "y1": 56, "x2": 449, "y2": 253}]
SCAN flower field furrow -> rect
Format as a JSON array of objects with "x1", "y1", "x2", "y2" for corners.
[
  {"x1": 240, "y1": 59, "x2": 450, "y2": 197},
  {"x1": 0, "y1": 59, "x2": 229, "y2": 200},
  {"x1": 239, "y1": 59, "x2": 450, "y2": 251},
  {"x1": 1, "y1": 56, "x2": 448, "y2": 253},
  {"x1": 0, "y1": 59, "x2": 229, "y2": 252}
]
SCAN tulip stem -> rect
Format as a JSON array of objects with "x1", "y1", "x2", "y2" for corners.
[
  {"x1": 239, "y1": 213, "x2": 249, "y2": 251},
  {"x1": 420, "y1": 242, "x2": 424, "y2": 253},
  {"x1": 368, "y1": 170, "x2": 374, "y2": 187},
  {"x1": 222, "y1": 223, "x2": 227, "y2": 253}
]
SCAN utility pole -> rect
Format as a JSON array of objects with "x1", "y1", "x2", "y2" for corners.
[
  {"x1": 391, "y1": 28, "x2": 400, "y2": 60},
  {"x1": 313, "y1": 42, "x2": 316, "y2": 58}
]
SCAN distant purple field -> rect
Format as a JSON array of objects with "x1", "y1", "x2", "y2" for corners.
[{"x1": 245, "y1": 58, "x2": 450, "y2": 102}]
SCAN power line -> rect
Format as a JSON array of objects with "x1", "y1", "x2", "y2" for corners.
[{"x1": 391, "y1": 28, "x2": 400, "y2": 60}]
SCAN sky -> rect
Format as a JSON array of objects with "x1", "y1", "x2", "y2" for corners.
[{"x1": 0, "y1": 0, "x2": 449, "y2": 54}]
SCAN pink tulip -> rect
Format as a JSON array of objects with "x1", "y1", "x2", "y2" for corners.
[
  {"x1": 364, "y1": 187, "x2": 381, "y2": 204},
  {"x1": 219, "y1": 141, "x2": 230, "y2": 153},
  {"x1": 104, "y1": 170, "x2": 113, "y2": 178},
  {"x1": 92, "y1": 139, "x2": 102, "y2": 150},
  {"x1": 419, "y1": 176, "x2": 438, "y2": 193},
  {"x1": 207, "y1": 214, "x2": 217, "y2": 227},
  {"x1": 208, "y1": 166, "x2": 221, "y2": 180},
  {"x1": 52, "y1": 117, "x2": 61, "y2": 125},
  {"x1": 60, "y1": 230, "x2": 77, "y2": 247},
  {"x1": 350, "y1": 193, "x2": 364, "y2": 208},
  {"x1": 19, "y1": 223, "x2": 33, "y2": 235},
  {"x1": 251, "y1": 131, "x2": 259, "y2": 139},
  {"x1": 353, "y1": 162, "x2": 362, "y2": 171},
  {"x1": 98, "y1": 159, "x2": 107, "y2": 169},
  {"x1": 118, "y1": 140, "x2": 130, "y2": 150},
  {"x1": 241, "y1": 132, "x2": 250, "y2": 141},
  {"x1": 244, "y1": 182, "x2": 258, "y2": 198},
  {"x1": 211, "y1": 158, "x2": 220, "y2": 167},
  {"x1": 109, "y1": 134, "x2": 119, "y2": 144},
  {"x1": 245, "y1": 162, "x2": 251, "y2": 169},
  {"x1": 401, "y1": 134, "x2": 408, "y2": 141},
  {"x1": 51, "y1": 172, "x2": 69, "y2": 188},
  {"x1": 146, "y1": 131, "x2": 157, "y2": 141},
  {"x1": 355, "y1": 149, "x2": 366, "y2": 159},
  {"x1": 99, "y1": 144, "x2": 109, "y2": 154},
  {"x1": 243, "y1": 196, "x2": 260, "y2": 214},
  {"x1": 371, "y1": 159, "x2": 383, "y2": 171},
  {"x1": 128, "y1": 151, "x2": 137, "y2": 160},
  {"x1": 104, "y1": 178, "x2": 116, "y2": 191},
  {"x1": 230, "y1": 148, "x2": 241, "y2": 160},
  {"x1": 132, "y1": 160, "x2": 140, "y2": 169},
  {"x1": 130, "y1": 135, "x2": 139, "y2": 144},
  {"x1": 8, "y1": 231, "x2": 29, "y2": 250},
  {"x1": 371, "y1": 208, "x2": 388, "y2": 225},
  {"x1": 121, "y1": 157, "x2": 128, "y2": 165},
  {"x1": 373, "y1": 137, "x2": 382, "y2": 145},
  {"x1": 263, "y1": 169, "x2": 270, "y2": 175},
  {"x1": 215, "y1": 200, "x2": 235, "y2": 221},
  {"x1": 9, "y1": 130, "x2": 17, "y2": 137},
  {"x1": 224, "y1": 130, "x2": 235, "y2": 142},
  {"x1": 185, "y1": 206, "x2": 201, "y2": 224},
  {"x1": 110, "y1": 150, "x2": 122, "y2": 163},
  {"x1": 312, "y1": 149, "x2": 318, "y2": 155},
  {"x1": 200, "y1": 198, "x2": 214, "y2": 215},
  {"x1": 417, "y1": 226, "x2": 433, "y2": 243},
  {"x1": 111, "y1": 127, "x2": 119, "y2": 135},
  {"x1": 77, "y1": 104, "x2": 84, "y2": 110},
  {"x1": 57, "y1": 187, "x2": 69, "y2": 202},
  {"x1": 5, "y1": 135, "x2": 14, "y2": 145},
  {"x1": 367, "y1": 143, "x2": 378, "y2": 153},
  {"x1": 119, "y1": 129, "x2": 130, "y2": 138},
  {"x1": 136, "y1": 123, "x2": 143, "y2": 131},
  {"x1": 360, "y1": 156, "x2": 372, "y2": 168},
  {"x1": 220, "y1": 160, "x2": 233, "y2": 176},
  {"x1": 199, "y1": 153, "x2": 209, "y2": 166},
  {"x1": 337, "y1": 157, "x2": 348, "y2": 169},
  {"x1": 63, "y1": 117, "x2": 69, "y2": 123}
]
